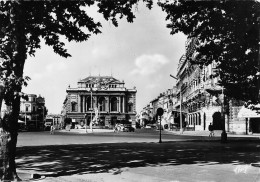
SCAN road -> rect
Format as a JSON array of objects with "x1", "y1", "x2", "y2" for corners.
[
  {"x1": 17, "y1": 129, "x2": 203, "y2": 147},
  {"x1": 15, "y1": 129, "x2": 260, "y2": 182}
]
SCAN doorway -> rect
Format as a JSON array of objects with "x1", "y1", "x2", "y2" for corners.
[{"x1": 212, "y1": 112, "x2": 222, "y2": 130}]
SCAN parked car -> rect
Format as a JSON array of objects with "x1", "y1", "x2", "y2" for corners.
[
  {"x1": 145, "y1": 124, "x2": 157, "y2": 129},
  {"x1": 122, "y1": 125, "x2": 135, "y2": 132}
]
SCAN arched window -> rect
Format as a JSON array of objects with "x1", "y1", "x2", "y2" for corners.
[
  {"x1": 98, "y1": 97, "x2": 106, "y2": 111},
  {"x1": 111, "y1": 97, "x2": 117, "y2": 112},
  {"x1": 128, "y1": 103, "x2": 133, "y2": 112},
  {"x1": 71, "y1": 102, "x2": 77, "y2": 112},
  {"x1": 86, "y1": 96, "x2": 94, "y2": 111}
]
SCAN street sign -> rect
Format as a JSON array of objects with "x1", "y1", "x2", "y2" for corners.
[{"x1": 157, "y1": 107, "x2": 164, "y2": 116}]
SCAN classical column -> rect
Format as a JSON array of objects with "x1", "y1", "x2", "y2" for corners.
[
  {"x1": 105, "y1": 96, "x2": 108, "y2": 112},
  {"x1": 109, "y1": 97, "x2": 111, "y2": 112},
  {"x1": 119, "y1": 96, "x2": 121, "y2": 113},
  {"x1": 95, "y1": 96, "x2": 98, "y2": 109},
  {"x1": 83, "y1": 96, "x2": 85, "y2": 113},
  {"x1": 122, "y1": 96, "x2": 125, "y2": 113},
  {"x1": 78, "y1": 95, "x2": 81, "y2": 113},
  {"x1": 117, "y1": 97, "x2": 119, "y2": 112}
]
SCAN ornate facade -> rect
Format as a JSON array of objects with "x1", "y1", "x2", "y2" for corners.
[
  {"x1": 175, "y1": 38, "x2": 227, "y2": 131},
  {"x1": 63, "y1": 76, "x2": 137, "y2": 128},
  {"x1": 174, "y1": 38, "x2": 257, "y2": 134},
  {"x1": 20, "y1": 94, "x2": 46, "y2": 131},
  {"x1": 141, "y1": 37, "x2": 259, "y2": 134}
]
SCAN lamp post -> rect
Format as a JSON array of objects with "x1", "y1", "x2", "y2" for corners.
[
  {"x1": 170, "y1": 74, "x2": 183, "y2": 134},
  {"x1": 25, "y1": 103, "x2": 30, "y2": 128},
  {"x1": 42, "y1": 106, "x2": 45, "y2": 130},
  {"x1": 221, "y1": 87, "x2": 227, "y2": 143},
  {"x1": 85, "y1": 113, "x2": 87, "y2": 133},
  {"x1": 90, "y1": 88, "x2": 93, "y2": 132}
]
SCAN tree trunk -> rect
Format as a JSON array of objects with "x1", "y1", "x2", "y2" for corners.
[
  {"x1": 0, "y1": 130, "x2": 19, "y2": 181},
  {"x1": 0, "y1": 2, "x2": 27, "y2": 181}
]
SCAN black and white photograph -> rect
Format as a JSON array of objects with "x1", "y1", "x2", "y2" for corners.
[{"x1": 1, "y1": 0, "x2": 260, "y2": 181}]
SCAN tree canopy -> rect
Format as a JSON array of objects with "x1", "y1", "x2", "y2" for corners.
[
  {"x1": 158, "y1": 0, "x2": 260, "y2": 103},
  {"x1": 0, "y1": 0, "x2": 152, "y2": 107},
  {"x1": 0, "y1": 1, "x2": 153, "y2": 180}
]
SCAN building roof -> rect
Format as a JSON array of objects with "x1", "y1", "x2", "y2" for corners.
[{"x1": 78, "y1": 76, "x2": 123, "y2": 84}]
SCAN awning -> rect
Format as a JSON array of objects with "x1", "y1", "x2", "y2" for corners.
[{"x1": 237, "y1": 106, "x2": 260, "y2": 118}]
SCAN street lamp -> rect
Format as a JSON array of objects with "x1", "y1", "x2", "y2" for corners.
[
  {"x1": 84, "y1": 113, "x2": 87, "y2": 133},
  {"x1": 170, "y1": 74, "x2": 183, "y2": 134},
  {"x1": 42, "y1": 106, "x2": 45, "y2": 130},
  {"x1": 86, "y1": 87, "x2": 95, "y2": 133},
  {"x1": 221, "y1": 87, "x2": 227, "y2": 143},
  {"x1": 25, "y1": 103, "x2": 30, "y2": 128},
  {"x1": 90, "y1": 87, "x2": 93, "y2": 132}
]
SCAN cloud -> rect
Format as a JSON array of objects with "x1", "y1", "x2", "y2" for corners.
[
  {"x1": 47, "y1": 62, "x2": 68, "y2": 72},
  {"x1": 145, "y1": 83, "x2": 158, "y2": 89},
  {"x1": 131, "y1": 54, "x2": 169, "y2": 75}
]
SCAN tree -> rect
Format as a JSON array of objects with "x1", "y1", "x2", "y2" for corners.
[
  {"x1": 158, "y1": 0, "x2": 260, "y2": 103},
  {"x1": 0, "y1": 1, "x2": 152, "y2": 180}
]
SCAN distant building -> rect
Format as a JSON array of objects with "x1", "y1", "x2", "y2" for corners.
[
  {"x1": 63, "y1": 76, "x2": 137, "y2": 128},
  {"x1": 20, "y1": 94, "x2": 47, "y2": 131},
  {"x1": 139, "y1": 87, "x2": 178, "y2": 129},
  {"x1": 45, "y1": 114, "x2": 63, "y2": 130}
]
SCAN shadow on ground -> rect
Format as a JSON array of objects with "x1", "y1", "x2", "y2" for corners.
[{"x1": 16, "y1": 141, "x2": 260, "y2": 177}]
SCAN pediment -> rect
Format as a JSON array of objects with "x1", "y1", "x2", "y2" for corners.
[{"x1": 79, "y1": 76, "x2": 122, "y2": 84}]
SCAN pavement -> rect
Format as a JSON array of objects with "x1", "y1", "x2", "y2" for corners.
[
  {"x1": 53, "y1": 128, "x2": 260, "y2": 138},
  {"x1": 58, "y1": 128, "x2": 115, "y2": 134},
  {"x1": 14, "y1": 129, "x2": 260, "y2": 182}
]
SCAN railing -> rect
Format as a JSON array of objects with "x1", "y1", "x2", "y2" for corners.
[{"x1": 186, "y1": 89, "x2": 200, "y2": 101}]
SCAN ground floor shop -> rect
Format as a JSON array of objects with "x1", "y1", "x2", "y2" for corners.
[{"x1": 165, "y1": 104, "x2": 260, "y2": 134}]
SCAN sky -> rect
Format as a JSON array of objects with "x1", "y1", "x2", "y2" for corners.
[{"x1": 22, "y1": 2, "x2": 187, "y2": 114}]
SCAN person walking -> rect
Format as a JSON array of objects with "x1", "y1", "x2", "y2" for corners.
[
  {"x1": 50, "y1": 124, "x2": 55, "y2": 135},
  {"x1": 114, "y1": 123, "x2": 119, "y2": 133},
  {"x1": 208, "y1": 123, "x2": 214, "y2": 137}
]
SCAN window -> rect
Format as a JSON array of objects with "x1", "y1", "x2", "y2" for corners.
[
  {"x1": 87, "y1": 96, "x2": 94, "y2": 111},
  {"x1": 71, "y1": 102, "x2": 77, "y2": 112},
  {"x1": 128, "y1": 103, "x2": 133, "y2": 112},
  {"x1": 111, "y1": 97, "x2": 117, "y2": 112},
  {"x1": 98, "y1": 97, "x2": 106, "y2": 111},
  {"x1": 25, "y1": 105, "x2": 29, "y2": 112}
]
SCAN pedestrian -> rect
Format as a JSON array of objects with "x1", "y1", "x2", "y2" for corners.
[
  {"x1": 208, "y1": 123, "x2": 214, "y2": 137},
  {"x1": 50, "y1": 124, "x2": 55, "y2": 135},
  {"x1": 114, "y1": 123, "x2": 119, "y2": 133}
]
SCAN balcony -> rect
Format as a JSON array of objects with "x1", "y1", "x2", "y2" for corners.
[
  {"x1": 186, "y1": 89, "x2": 201, "y2": 101},
  {"x1": 203, "y1": 82, "x2": 222, "y2": 95}
]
